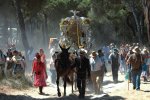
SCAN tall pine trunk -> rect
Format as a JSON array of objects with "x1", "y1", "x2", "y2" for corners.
[
  {"x1": 43, "y1": 13, "x2": 49, "y2": 53},
  {"x1": 142, "y1": 0, "x2": 150, "y2": 44},
  {"x1": 13, "y1": 0, "x2": 29, "y2": 55},
  {"x1": 129, "y1": 1, "x2": 142, "y2": 43}
]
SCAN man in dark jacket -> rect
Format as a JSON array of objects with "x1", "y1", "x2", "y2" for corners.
[
  {"x1": 76, "y1": 49, "x2": 91, "y2": 99},
  {"x1": 109, "y1": 48, "x2": 120, "y2": 83},
  {"x1": 127, "y1": 46, "x2": 143, "y2": 90}
]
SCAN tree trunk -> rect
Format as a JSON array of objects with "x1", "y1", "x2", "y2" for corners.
[
  {"x1": 140, "y1": 12, "x2": 145, "y2": 41},
  {"x1": 1, "y1": 14, "x2": 9, "y2": 45},
  {"x1": 13, "y1": 0, "x2": 29, "y2": 53},
  {"x1": 142, "y1": 0, "x2": 150, "y2": 44},
  {"x1": 43, "y1": 13, "x2": 49, "y2": 52},
  {"x1": 129, "y1": 1, "x2": 142, "y2": 43}
]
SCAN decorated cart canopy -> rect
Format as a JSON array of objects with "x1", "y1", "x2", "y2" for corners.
[{"x1": 59, "y1": 10, "x2": 92, "y2": 50}]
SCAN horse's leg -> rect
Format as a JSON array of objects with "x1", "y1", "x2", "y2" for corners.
[
  {"x1": 63, "y1": 76, "x2": 67, "y2": 96},
  {"x1": 56, "y1": 75, "x2": 61, "y2": 97},
  {"x1": 75, "y1": 74, "x2": 77, "y2": 91},
  {"x1": 71, "y1": 74, "x2": 74, "y2": 93}
]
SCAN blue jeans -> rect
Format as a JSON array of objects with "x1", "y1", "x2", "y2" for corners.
[
  {"x1": 50, "y1": 69, "x2": 56, "y2": 84},
  {"x1": 131, "y1": 70, "x2": 142, "y2": 90}
]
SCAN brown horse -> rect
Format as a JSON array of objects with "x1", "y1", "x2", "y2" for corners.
[{"x1": 52, "y1": 49, "x2": 77, "y2": 97}]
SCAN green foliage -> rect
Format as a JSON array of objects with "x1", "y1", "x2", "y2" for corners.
[
  {"x1": 77, "y1": 0, "x2": 91, "y2": 9},
  {"x1": 21, "y1": 0, "x2": 47, "y2": 18},
  {"x1": 87, "y1": 0, "x2": 133, "y2": 43},
  {"x1": 7, "y1": 0, "x2": 144, "y2": 43}
]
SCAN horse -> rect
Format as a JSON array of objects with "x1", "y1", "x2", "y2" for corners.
[{"x1": 52, "y1": 49, "x2": 77, "y2": 97}]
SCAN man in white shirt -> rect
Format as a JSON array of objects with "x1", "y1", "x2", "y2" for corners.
[{"x1": 90, "y1": 51, "x2": 105, "y2": 94}]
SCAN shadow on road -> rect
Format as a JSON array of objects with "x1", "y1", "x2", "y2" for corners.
[{"x1": 0, "y1": 93, "x2": 126, "y2": 100}]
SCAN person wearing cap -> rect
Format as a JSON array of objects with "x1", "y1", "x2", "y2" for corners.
[
  {"x1": 76, "y1": 49, "x2": 91, "y2": 98},
  {"x1": 90, "y1": 51, "x2": 104, "y2": 94},
  {"x1": 32, "y1": 53, "x2": 48, "y2": 95},
  {"x1": 108, "y1": 48, "x2": 120, "y2": 83},
  {"x1": 127, "y1": 46, "x2": 143, "y2": 90}
]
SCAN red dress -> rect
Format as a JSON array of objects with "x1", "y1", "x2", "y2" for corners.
[{"x1": 32, "y1": 60, "x2": 47, "y2": 87}]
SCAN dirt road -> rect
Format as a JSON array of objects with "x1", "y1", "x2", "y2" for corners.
[{"x1": 0, "y1": 72, "x2": 150, "y2": 100}]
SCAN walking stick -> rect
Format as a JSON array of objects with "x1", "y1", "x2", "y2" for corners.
[
  {"x1": 125, "y1": 68, "x2": 129, "y2": 90},
  {"x1": 127, "y1": 69, "x2": 130, "y2": 90},
  {"x1": 128, "y1": 77, "x2": 129, "y2": 90}
]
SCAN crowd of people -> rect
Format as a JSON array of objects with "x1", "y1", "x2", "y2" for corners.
[
  {"x1": 0, "y1": 47, "x2": 26, "y2": 78},
  {"x1": 48, "y1": 42, "x2": 150, "y2": 98},
  {"x1": 1, "y1": 42, "x2": 150, "y2": 98},
  {"x1": 102, "y1": 43, "x2": 150, "y2": 91}
]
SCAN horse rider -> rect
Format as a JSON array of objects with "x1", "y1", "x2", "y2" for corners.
[{"x1": 76, "y1": 49, "x2": 91, "y2": 98}]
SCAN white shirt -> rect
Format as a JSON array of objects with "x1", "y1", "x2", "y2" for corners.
[{"x1": 90, "y1": 56, "x2": 103, "y2": 71}]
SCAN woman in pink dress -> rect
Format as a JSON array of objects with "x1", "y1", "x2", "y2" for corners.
[{"x1": 32, "y1": 53, "x2": 47, "y2": 95}]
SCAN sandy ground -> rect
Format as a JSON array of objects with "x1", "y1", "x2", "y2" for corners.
[
  {"x1": 0, "y1": 72, "x2": 150, "y2": 100},
  {"x1": 0, "y1": 61, "x2": 150, "y2": 100}
]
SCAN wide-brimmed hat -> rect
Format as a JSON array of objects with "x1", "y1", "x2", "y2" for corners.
[
  {"x1": 132, "y1": 46, "x2": 140, "y2": 53},
  {"x1": 142, "y1": 48, "x2": 149, "y2": 54},
  {"x1": 90, "y1": 51, "x2": 97, "y2": 57},
  {"x1": 79, "y1": 49, "x2": 87, "y2": 55}
]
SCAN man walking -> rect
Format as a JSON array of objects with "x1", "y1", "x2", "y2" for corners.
[
  {"x1": 109, "y1": 48, "x2": 120, "y2": 83},
  {"x1": 127, "y1": 46, "x2": 143, "y2": 90},
  {"x1": 76, "y1": 49, "x2": 91, "y2": 99},
  {"x1": 90, "y1": 51, "x2": 105, "y2": 94}
]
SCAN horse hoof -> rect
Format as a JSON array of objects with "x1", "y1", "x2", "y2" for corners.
[{"x1": 58, "y1": 92, "x2": 61, "y2": 97}]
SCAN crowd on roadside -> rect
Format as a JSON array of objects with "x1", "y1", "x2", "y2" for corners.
[
  {"x1": 48, "y1": 42, "x2": 150, "y2": 98},
  {"x1": 1, "y1": 42, "x2": 150, "y2": 98}
]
